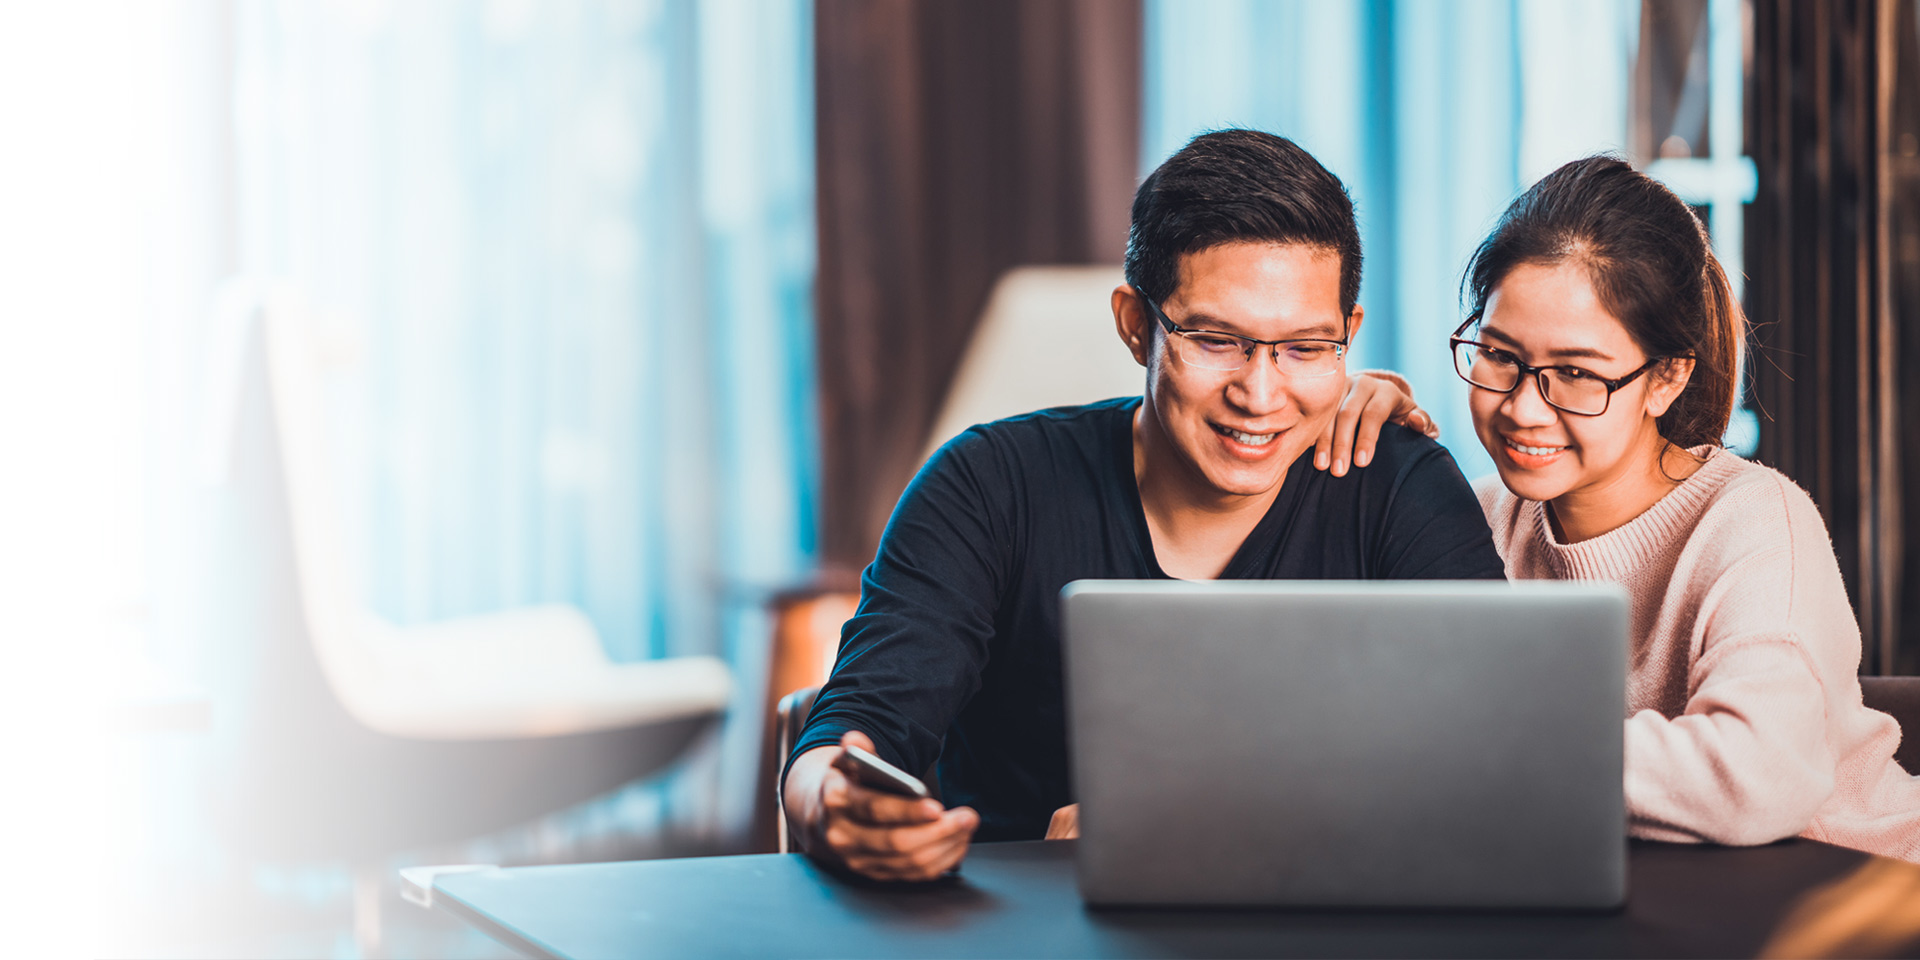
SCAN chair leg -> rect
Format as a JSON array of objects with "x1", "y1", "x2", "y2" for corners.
[{"x1": 353, "y1": 864, "x2": 383, "y2": 959}]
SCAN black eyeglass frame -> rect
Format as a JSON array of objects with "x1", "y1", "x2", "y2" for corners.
[
  {"x1": 1141, "y1": 291, "x2": 1349, "y2": 369},
  {"x1": 1448, "y1": 313, "x2": 1665, "y2": 417}
]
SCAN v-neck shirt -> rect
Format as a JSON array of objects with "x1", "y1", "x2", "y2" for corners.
[{"x1": 791, "y1": 397, "x2": 1506, "y2": 841}]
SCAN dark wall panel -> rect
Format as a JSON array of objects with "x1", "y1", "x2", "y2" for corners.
[
  {"x1": 813, "y1": 0, "x2": 1142, "y2": 569},
  {"x1": 1749, "y1": 0, "x2": 1905, "y2": 673}
]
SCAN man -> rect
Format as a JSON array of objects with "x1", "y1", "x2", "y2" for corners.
[{"x1": 783, "y1": 130, "x2": 1504, "y2": 881}]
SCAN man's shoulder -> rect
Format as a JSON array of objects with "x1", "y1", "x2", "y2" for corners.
[
  {"x1": 912, "y1": 397, "x2": 1138, "y2": 505},
  {"x1": 1362, "y1": 421, "x2": 1455, "y2": 473},
  {"x1": 939, "y1": 396, "x2": 1138, "y2": 461},
  {"x1": 966, "y1": 396, "x2": 1138, "y2": 438},
  {"x1": 1344, "y1": 422, "x2": 1482, "y2": 516}
]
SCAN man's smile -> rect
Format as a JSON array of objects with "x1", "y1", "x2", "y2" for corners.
[{"x1": 1212, "y1": 422, "x2": 1280, "y2": 446}]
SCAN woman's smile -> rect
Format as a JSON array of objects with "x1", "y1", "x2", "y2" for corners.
[{"x1": 1499, "y1": 434, "x2": 1570, "y2": 469}]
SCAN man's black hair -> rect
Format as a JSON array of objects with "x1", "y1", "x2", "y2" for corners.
[{"x1": 1124, "y1": 129, "x2": 1362, "y2": 317}]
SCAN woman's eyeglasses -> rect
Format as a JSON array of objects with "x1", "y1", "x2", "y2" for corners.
[{"x1": 1449, "y1": 314, "x2": 1664, "y2": 417}]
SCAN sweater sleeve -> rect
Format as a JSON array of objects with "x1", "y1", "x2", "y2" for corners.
[
  {"x1": 1621, "y1": 475, "x2": 1856, "y2": 846},
  {"x1": 1624, "y1": 628, "x2": 1836, "y2": 845},
  {"x1": 784, "y1": 428, "x2": 1011, "y2": 781}
]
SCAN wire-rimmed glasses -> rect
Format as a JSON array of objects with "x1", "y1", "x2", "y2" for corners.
[
  {"x1": 1448, "y1": 314, "x2": 1664, "y2": 417},
  {"x1": 1141, "y1": 292, "x2": 1348, "y2": 377}
]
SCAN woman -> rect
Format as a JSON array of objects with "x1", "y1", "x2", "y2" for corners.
[{"x1": 1436, "y1": 155, "x2": 1919, "y2": 858}]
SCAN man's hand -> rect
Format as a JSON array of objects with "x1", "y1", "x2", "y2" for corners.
[
  {"x1": 1046, "y1": 803, "x2": 1079, "y2": 840},
  {"x1": 784, "y1": 731, "x2": 979, "y2": 881},
  {"x1": 1314, "y1": 369, "x2": 1438, "y2": 477}
]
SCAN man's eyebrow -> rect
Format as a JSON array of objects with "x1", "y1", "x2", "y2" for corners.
[
  {"x1": 1184, "y1": 312, "x2": 1345, "y2": 339},
  {"x1": 1479, "y1": 325, "x2": 1614, "y2": 362}
]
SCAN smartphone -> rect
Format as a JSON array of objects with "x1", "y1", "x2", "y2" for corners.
[{"x1": 840, "y1": 744, "x2": 932, "y2": 799}]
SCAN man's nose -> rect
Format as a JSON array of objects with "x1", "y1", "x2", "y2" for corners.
[{"x1": 1229, "y1": 346, "x2": 1289, "y2": 411}]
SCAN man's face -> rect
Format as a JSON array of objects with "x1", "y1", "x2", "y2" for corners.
[{"x1": 1117, "y1": 242, "x2": 1359, "y2": 500}]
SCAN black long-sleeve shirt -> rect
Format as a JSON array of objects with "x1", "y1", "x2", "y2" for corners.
[{"x1": 791, "y1": 397, "x2": 1506, "y2": 841}]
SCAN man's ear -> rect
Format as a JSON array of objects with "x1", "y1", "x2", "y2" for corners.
[
  {"x1": 1344, "y1": 304, "x2": 1365, "y2": 346},
  {"x1": 1113, "y1": 285, "x2": 1153, "y2": 368},
  {"x1": 1645, "y1": 356, "x2": 1695, "y2": 418}
]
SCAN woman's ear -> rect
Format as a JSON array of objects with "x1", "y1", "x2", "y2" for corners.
[
  {"x1": 1645, "y1": 356, "x2": 1696, "y2": 418},
  {"x1": 1113, "y1": 285, "x2": 1153, "y2": 368}
]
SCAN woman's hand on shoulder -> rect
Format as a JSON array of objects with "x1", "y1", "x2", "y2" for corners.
[{"x1": 1316, "y1": 369, "x2": 1438, "y2": 477}]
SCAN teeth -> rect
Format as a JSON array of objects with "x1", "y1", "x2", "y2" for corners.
[
  {"x1": 1508, "y1": 440, "x2": 1565, "y2": 456},
  {"x1": 1228, "y1": 428, "x2": 1276, "y2": 446}
]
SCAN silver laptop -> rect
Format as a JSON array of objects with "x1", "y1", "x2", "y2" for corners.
[{"x1": 1061, "y1": 580, "x2": 1628, "y2": 909}]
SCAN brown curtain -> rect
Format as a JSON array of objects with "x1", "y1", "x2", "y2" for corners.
[
  {"x1": 1749, "y1": 0, "x2": 1908, "y2": 673},
  {"x1": 813, "y1": 0, "x2": 1142, "y2": 569}
]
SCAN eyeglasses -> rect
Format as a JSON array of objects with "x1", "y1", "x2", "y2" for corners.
[
  {"x1": 1448, "y1": 314, "x2": 1663, "y2": 417},
  {"x1": 1141, "y1": 292, "x2": 1348, "y2": 377}
]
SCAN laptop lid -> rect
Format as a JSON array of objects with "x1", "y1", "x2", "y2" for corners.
[{"x1": 1061, "y1": 580, "x2": 1627, "y2": 909}]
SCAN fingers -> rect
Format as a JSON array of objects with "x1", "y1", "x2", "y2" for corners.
[
  {"x1": 1313, "y1": 417, "x2": 1335, "y2": 472},
  {"x1": 1046, "y1": 803, "x2": 1080, "y2": 840},
  {"x1": 847, "y1": 815, "x2": 975, "y2": 880},
  {"x1": 826, "y1": 740, "x2": 941, "y2": 826},
  {"x1": 1412, "y1": 406, "x2": 1440, "y2": 439},
  {"x1": 1326, "y1": 377, "x2": 1375, "y2": 476},
  {"x1": 1380, "y1": 382, "x2": 1439, "y2": 441},
  {"x1": 839, "y1": 729, "x2": 875, "y2": 753},
  {"x1": 822, "y1": 764, "x2": 942, "y2": 825},
  {"x1": 1348, "y1": 385, "x2": 1402, "y2": 473},
  {"x1": 828, "y1": 806, "x2": 980, "y2": 881},
  {"x1": 1327, "y1": 372, "x2": 1441, "y2": 477},
  {"x1": 1316, "y1": 378, "x2": 1363, "y2": 472}
]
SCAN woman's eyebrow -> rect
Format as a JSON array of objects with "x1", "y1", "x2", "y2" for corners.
[{"x1": 1480, "y1": 326, "x2": 1615, "y2": 362}]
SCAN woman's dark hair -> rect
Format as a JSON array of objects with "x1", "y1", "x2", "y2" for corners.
[
  {"x1": 1125, "y1": 129, "x2": 1362, "y2": 314},
  {"x1": 1461, "y1": 155, "x2": 1744, "y2": 449}
]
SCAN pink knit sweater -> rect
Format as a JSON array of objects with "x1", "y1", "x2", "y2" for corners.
[{"x1": 1476, "y1": 448, "x2": 1920, "y2": 861}]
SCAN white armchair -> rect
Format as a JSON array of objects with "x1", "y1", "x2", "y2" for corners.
[
  {"x1": 206, "y1": 287, "x2": 731, "y2": 865},
  {"x1": 920, "y1": 265, "x2": 1142, "y2": 460}
]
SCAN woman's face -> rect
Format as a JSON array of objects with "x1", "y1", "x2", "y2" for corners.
[{"x1": 1468, "y1": 261, "x2": 1689, "y2": 504}]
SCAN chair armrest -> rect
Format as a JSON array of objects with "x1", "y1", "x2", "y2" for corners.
[
  {"x1": 331, "y1": 605, "x2": 733, "y2": 740},
  {"x1": 774, "y1": 685, "x2": 823, "y2": 853}
]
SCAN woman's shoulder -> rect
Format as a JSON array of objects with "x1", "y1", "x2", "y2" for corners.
[
  {"x1": 1687, "y1": 449, "x2": 1819, "y2": 537},
  {"x1": 1676, "y1": 449, "x2": 1838, "y2": 577}
]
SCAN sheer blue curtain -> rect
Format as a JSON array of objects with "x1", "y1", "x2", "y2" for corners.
[
  {"x1": 1144, "y1": 0, "x2": 1636, "y2": 481},
  {"x1": 233, "y1": 0, "x2": 816, "y2": 839}
]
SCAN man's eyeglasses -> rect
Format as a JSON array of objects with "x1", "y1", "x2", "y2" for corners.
[
  {"x1": 1448, "y1": 314, "x2": 1664, "y2": 417},
  {"x1": 1141, "y1": 292, "x2": 1348, "y2": 377}
]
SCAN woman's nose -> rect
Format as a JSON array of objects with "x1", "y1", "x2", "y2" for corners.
[{"x1": 1501, "y1": 374, "x2": 1559, "y2": 425}]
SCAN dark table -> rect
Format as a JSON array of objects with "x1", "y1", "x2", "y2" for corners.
[{"x1": 430, "y1": 838, "x2": 1920, "y2": 958}]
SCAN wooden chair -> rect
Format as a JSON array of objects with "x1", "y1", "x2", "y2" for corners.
[
  {"x1": 1860, "y1": 676, "x2": 1920, "y2": 774},
  {"x1": 773, "y1": 685, "x2": 824, "y2": 853}
]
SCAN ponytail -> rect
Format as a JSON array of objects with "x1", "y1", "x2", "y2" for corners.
[{"x1": 1660, "y1": 248, "x2": 1744, "y2": 448}]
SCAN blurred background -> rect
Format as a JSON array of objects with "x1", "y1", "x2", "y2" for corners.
[{"x1": 1, "y1": 0, "x2": 1913, "y2": 957}]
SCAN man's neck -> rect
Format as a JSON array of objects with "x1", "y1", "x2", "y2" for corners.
[{"x1": 1131, "y1": 404, "x2": 1284, "y2": 579}]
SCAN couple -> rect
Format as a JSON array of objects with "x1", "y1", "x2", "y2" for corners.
[{"x1": 783, "y1": 130, "x2": 1920, "y2": 881}]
